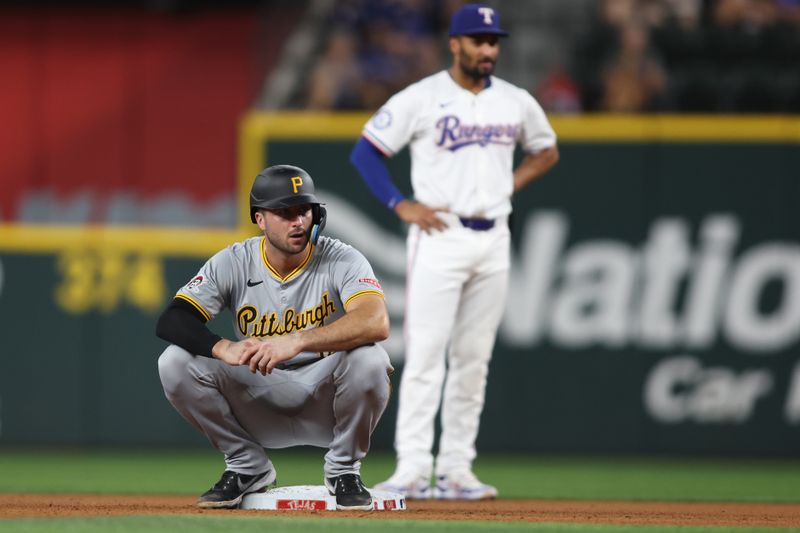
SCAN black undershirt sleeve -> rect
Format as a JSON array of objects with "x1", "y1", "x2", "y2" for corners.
[{"x1": 155, "y1": 298, "x2": 222, "y2": 358}]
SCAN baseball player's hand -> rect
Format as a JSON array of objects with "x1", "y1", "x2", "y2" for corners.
[
  {"x1": 211, "y1": 338, "x2": 261, "y2": 366},
  {"x1": 394, "y1": 200, "x2": 448, "y2": 233},
  {"x1": 240, "y1": 335, "x2": 302, "y2": 375}
]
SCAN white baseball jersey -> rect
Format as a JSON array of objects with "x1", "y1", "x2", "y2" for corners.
[
  {"x1": 174, "y1": 235, "x2": 384, "y2": 366},
  {"x1": 362, "y1": 70, "x2": 556, "y2": 218}
]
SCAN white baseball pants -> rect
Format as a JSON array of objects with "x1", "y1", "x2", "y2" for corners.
[{"x1": 395, "y1": 213, "x2": 510, "y2": 477}]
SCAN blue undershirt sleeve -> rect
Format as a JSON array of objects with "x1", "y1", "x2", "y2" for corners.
[{"x1": 350, "y1": 137, "x2": 406, "y2": 210}]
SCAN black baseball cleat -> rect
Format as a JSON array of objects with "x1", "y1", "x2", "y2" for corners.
[
  {"x1": 197, "y1": 469, "x2": 276, "y2": 509},
  {"x1": 324, "y1": 473, "x2": 373, "y2": 511}
]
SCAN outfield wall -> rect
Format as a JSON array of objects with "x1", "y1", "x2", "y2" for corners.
[{"x1": 1, "y1": 114, "x2": 799, "y2": 454}]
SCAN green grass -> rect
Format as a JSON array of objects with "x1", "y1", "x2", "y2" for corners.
[
  {"x1": 2, "y1": 449, "x2": 800, "y2": 532},
  {"x1": 1, "y1": 449, "x2": 799, "y2": 502},
  {"x1": 471, "y1": 455, "x2": 800, "y2": 502}
]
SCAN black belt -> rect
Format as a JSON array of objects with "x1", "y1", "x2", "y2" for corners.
[{"x1": 459, "y1": 217, "x2": 495, "y2": 231}]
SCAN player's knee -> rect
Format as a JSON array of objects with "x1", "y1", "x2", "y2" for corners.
[
  {"x1": 450, "y1": 333, "x2": 495, "y2": 363},
  {"x1": 405, "y1": 327, "x2": 450, "y2": 363},
  {"x1": 342, "y1": 344, "x2": 392, "y2": 398},
  {"x1": 157, "y1": 344, "x2": 193, "y2": 395}
]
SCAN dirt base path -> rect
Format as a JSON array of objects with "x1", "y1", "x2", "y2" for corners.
[{"x1": 2, "y1": 494, "x2": 800, "y2": 528}]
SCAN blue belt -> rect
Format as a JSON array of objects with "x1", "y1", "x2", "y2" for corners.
[{"x1": 459, "y1": 217, "x2": 495, "y2": 231}]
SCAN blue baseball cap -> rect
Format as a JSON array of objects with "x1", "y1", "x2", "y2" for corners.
[{"x1": 449, "y1": 4, "x2": 509, "y2": 37}]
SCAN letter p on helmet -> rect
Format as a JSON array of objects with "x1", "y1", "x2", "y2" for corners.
[{"x1": 291, "y1": 176, "x2": 303, "y2": 193}]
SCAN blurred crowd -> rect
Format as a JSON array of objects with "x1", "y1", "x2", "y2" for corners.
[
  {"x1": 304, "y1": 0, "x2": 458, "y2": 110},
  {"x1": 568, "y1": 0, "x2": 800, "y2": 112},
  {"x1": 303, "y1": 0, "x2": 800, "y2": 113}
]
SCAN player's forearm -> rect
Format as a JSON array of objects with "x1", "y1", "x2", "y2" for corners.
[
  {"x1": 513, "y1": 146, "x2": 559, "y2": 193},
  {"x1": 293, "y1": 300, "x2": 390, "y2": 353},
  {"x1": 211, "y1": 338, "x2": 233, "y2": 360}
]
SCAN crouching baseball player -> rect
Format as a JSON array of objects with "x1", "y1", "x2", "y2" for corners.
[{"x1": 156, "y1": 165, "x2": 393, "y2": 510}]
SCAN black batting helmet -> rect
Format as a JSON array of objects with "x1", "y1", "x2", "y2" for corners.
[{"x1": 249, "y1": 165, "x2": 321, "y2": 223}]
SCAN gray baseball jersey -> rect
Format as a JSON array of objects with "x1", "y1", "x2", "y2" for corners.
[{"x1": 175, "y1": 235, "x2": 384, "y2": 366}]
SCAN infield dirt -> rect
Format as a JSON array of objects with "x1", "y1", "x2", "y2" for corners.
[{"x1": 2, "y1": 494, "x2": 800, "y2": 527}]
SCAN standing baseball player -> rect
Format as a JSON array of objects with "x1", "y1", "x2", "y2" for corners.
[
  {"x1": 156, "y1": 164, "x2": 393, "y2": 510},
  {"x1": 350, "y1": 4, "x2": 559, "y2": 499}
]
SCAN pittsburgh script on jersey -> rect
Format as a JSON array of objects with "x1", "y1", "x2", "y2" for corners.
[
  {"x1": 436, "y1": 115, "x2": 519, "y2": 151},
  {"x1": 236, "y1": 292, "x2": 336, "y2": 337}
]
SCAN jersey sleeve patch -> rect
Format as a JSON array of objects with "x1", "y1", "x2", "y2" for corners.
[
  {"x1": 358, "y1": 277, "x2": 382, "y2": 290},
  {"x1": 185, "y1": 275, "x2": 204, "y2": 292},
  {"x1": 370, "y1": 108, "x2": 392, "y2": 130}
]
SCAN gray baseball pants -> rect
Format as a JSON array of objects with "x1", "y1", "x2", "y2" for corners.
[{"x1": 158, "y1": 343, "x2": 392, "y2": 479}]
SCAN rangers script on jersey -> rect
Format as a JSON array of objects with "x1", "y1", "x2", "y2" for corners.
[{"x1": 362, "y1": 70, "x2": 557, "y2": 219}]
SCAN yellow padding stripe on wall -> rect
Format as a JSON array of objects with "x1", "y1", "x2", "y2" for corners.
[{"x1": 1, "y1": 114, "x2": 798, "y2": 255}]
